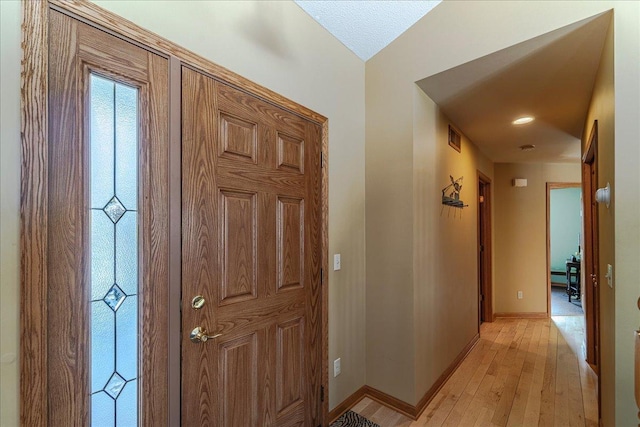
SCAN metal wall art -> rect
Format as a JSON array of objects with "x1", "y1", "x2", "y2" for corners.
[{"x1": 442, "y1": 175, "x2": 468, "y2": 208}]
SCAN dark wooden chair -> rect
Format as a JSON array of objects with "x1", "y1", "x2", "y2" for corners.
[{"x1": 566, "y1": 260, "x2": 581, "y2": 302}]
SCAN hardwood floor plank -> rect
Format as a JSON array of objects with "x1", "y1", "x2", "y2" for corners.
[
  {"x1": 554, "y1": 328, "x2": 572, "y2": 427},
  {"x1": 522, "y1": 319, "x2": 550, "y2": 426},
  {"x1": 358, "y1": 398, "x2": 384, "y2": 420},
  {"x1": 457, "y1": 321, "x2": 516, "y2": 426},
  {"x1": 442, "y1": 346, "x2": 498, "y2": 427},
  {"x1": 570, "y1": 325, "x2": 598, "y2": 426},
  {"x1": 557, "y1": 316, "x2": 598, "y2": 427},
  {"x1": 349, "y1": 318, "x2": 598, "y2": 427},
  {"x1": 473, "y1": 406, "x2": 493, "y2": 427},
  {"x1": 485, "y1": 319, "x2": 528, "y2": 426},
  {"x1": 561, "y1": 322, "x2": 587, "y2": 427},
  {"x1": 426, "y1": 330, "x2": 498, "y2": 426},
  {"x1": 505, "y1": 320, "x2": 542, "y2": 427},
  {"x1": 351, "y1": 397, "x2": 372, "y2": 414},
  {"x1": 491, "y1": 319, "x2": 535, "y2": 426},
  {"x1": 370, "y1": 404, "x2": 413, "y2": 426},
  {"x1": 455, "y1": 331, "x2": 504, "y2": 426},
  {"x1": 538, "y1": 320, "x2": 558, "y2": 426},
  {"x1": 442, "y1": 326, "x2": 506, "y2": 426}
]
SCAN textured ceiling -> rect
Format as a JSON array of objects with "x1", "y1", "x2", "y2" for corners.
[
  {"x1": 294, "y1": 0, "x2": 441, "y2": 61},
  {"x1": 417, "y1": 12, "x2": 611, "y2": 163}
]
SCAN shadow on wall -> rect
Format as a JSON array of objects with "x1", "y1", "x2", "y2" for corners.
[{"x1": 238, "y1": 2, "x2": 294, "y2": 60}]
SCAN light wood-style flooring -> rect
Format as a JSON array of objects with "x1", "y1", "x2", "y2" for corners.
[{"x1": 351, "y1": 317, "x2": 598, "y2": 427}]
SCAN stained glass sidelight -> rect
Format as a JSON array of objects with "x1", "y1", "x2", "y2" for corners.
[{"x1": 89, "y1": 74, "x2": 139, "y2": 427}]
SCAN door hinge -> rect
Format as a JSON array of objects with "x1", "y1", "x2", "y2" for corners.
[
  {"x1": 320, "y1": 385, "x2": 324, "y2": 402},
  {"x1": 320, "y1": 268, "x2": 323, "y2": 285},
  {"x1": 480, "y1": 244, "x2": 484, "y2": 252}
]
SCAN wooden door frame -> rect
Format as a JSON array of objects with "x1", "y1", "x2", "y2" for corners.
[
  {"x1": 20, "y1": 1, "x2": 330, "y2": 425},
  {"x1": 582, "y1": 120, "x2": 600, "y2": 418},
  {"x1": 477, "y1": 171, "x2": 493, "y2": 324},
  {"x1": 583, "y1": 121, "x2": 599, "y2": 368},
  {"x1": 545, "y1": 182, "x2": 581, "y2": 317}
]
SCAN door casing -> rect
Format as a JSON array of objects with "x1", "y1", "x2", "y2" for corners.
[
  {"x1": 582, "y1": 120, "x2": 601, "y2": 420},
  {"x1": 20, "y1": 1, "x2": 329, "y2": 425},
  {"x1": 477, "y1": 171, "x2": 493, "y2": 324}
]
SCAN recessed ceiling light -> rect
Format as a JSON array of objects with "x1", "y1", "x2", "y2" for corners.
[
  {"x1": 519, "y1": 144, "x2": 536, "y2": 151},
  {"x1": 512, "y1": 116, "x2": 535, "y2": 125}
]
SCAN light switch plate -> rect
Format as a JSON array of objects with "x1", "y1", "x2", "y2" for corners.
[
  {"x1": 517, "y1": 291, "x2": 523, "y2": 299},
  {"x1": 334, "y1": 358, "x2": 341, "y2": 377},
  {"x1": 334, "y1": 254, "x2": 341, "y2": 271},
  {"x1": 606, "y1": 264, "x2": 613, "y2": 288}
]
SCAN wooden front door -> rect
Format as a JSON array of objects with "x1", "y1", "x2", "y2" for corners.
[{"x1": 181, "y1": 68, "x2": 323, "y2": 426}]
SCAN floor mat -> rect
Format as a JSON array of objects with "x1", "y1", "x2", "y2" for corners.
[{"x1": 330, "y1": 410, "x2": 381, "y2": 427}]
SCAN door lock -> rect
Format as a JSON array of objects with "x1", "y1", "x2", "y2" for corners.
[{"x1": 191, "y1": 295, "x2": 205, "y2": 309}]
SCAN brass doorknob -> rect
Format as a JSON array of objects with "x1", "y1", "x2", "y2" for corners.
[{"x1": 190, "y1": 326, "x2": 222, "y2": 343}]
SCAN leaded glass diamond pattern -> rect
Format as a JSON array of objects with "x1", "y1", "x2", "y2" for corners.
[
  {"x1": 90, "y1": 73, "x2": 139, "y2": 426},
  {"x1": 103, "y1": 284, "x2": 126, "y2": 312},
  {"x1": 104, "y1": 372, "x2": 126, "y2": 399},
  {"x1": 103, "y1": 196, "x2": 126, "y2": 224}
]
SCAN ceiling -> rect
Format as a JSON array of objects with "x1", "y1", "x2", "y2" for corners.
[
  {"x1": 294, "y1": 2, "x2": 609, "y2": 164},
  {"x1": 294, "y1": 0, "x2": 441, "y2": 61},
  {"x1": 417, "y1": 12, "x2": 611, "y2": 164}
]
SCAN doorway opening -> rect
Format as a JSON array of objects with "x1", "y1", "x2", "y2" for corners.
[{"x1": 547, "y1": 183, "x2": 583, "y2": 317}]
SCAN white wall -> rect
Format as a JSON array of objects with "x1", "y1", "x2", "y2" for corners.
[{"x1": 611, "y1": 6, "x2": 640, "y2": 425}]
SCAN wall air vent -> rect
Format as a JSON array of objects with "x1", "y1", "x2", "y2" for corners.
[{"x1": 448, "y1": 125, "x2": 461, "y2": 153}]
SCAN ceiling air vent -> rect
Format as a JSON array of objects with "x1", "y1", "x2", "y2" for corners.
[{"x1": 448, "y1": 125, "x2": 461, "y2": 152}]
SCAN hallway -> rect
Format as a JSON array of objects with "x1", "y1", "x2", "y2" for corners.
[{"x1": 352, "y1": 317, "x2": 598, "y2": 426}]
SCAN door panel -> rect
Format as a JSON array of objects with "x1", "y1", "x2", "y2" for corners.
[
  {"x1": 278, "y1": 133, "x2": 305, "y2": 173},
  {"x1": 220, "y1": 333, "x2": 259, "y2": 426},
  {"x1": 220, "y1": 189, "x2": 258, "y2": 304},
  {"x1": 276, "y1": 317, "x2": 305, "y2": 414},
  {"x1": 219, "y1": 112, "x2": 258, "y2": 162},
  {"x1": 181, "y1": 67, "x2": 322, "y2": 426},
  {"x1": 278, "y1": 197, "x2": 305, "y2": 291},
  {"x1": 47, "y1": 10, "x2": 169, "y2": 426}
]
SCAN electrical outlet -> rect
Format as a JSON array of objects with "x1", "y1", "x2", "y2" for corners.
[
  {"x1": 333, "y1": 358, "x2": 341, "y2": 377},
  {"x1": 334, "y1": 254, "x2": 341, "y2": 271},
  {"x1": 517, "y1": 291, "x2": 523, "y2": 299}
]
